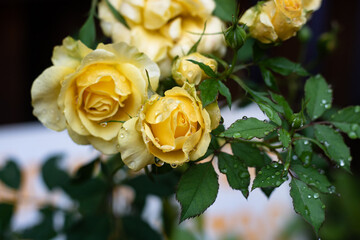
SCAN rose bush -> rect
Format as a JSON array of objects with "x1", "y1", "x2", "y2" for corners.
[
  {"x1": 171, "y1": 52, "x2": 217, "y2": 86},
  {"x1": 117, "y1": 82, "x2": 220, "y2": 171},
  {"x1": 98, "y1": 0, "x2": 226, "y2": 77},
  {"x1": 31, "y1": 37, "x2": 160, "y2": 154},
  {"x1": 240, "y1": 0, "x2": 322, "y2": 43}
]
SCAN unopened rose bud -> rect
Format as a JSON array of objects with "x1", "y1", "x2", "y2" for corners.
[{"x1": 224, "y1": 25, "x2": 247, "y2": 50}]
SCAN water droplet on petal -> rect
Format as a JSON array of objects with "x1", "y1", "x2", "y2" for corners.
[
  {"x1": 171, "y1": 163, "x2": 178, "y2": 168},
  {"x1": 100, "y1": 122, "x2": 108, "y2": 127},
  {"x1": 119, "y1": 133, "x2": 125, "y2": 139},
  {"x1": 155, "y1": 158, "x2": 164, "y2": 167},
  {"x1": 242, "y1": 116, "x2": 248, "y2": 120}
]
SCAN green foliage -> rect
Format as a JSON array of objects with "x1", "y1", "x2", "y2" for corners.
[
  {"x1": 252, "y1": 162, "x2": 287, "y2": 189},
  {"x1": 258, "y1": 102, "x2": 282, "y2": 126},
  {"x1": 278, "y1": 128, "x2": 291, "y2": 148},
  {"x1": 314, "y1": 125, "x2": 352, "y2": 171},
  {"x1": 176, "y1": 162, "x2": 219, "y2": 222},
  {"x1": 187, "y1": 59, "x2": 218, "y2": 78},
  {"x1": 218, "y1": 152, "x2": 250, "y2": 198},
  {"x1": 0, "y1": 160, "x2": 21, "y2": 189},
  {"x1": 213, "y1": 0, "x2": 237, "y2": 22},
  {"x1": 290, "y1": 178, "x2": 325, "y2": 234},
  {"x1": 221, "y1": 117, "x2": 277, "y2": 140},
  {"x1": 0, "y1": 204, "x2": 13, "y2": 234},
  {"x1": 42, "y1": 155, "x2": 70, "y2": 190},
  {"x1": 105, "y1": 0, "x2": 130, "y2": 29},
  {"x1": 260, "y1": 57, "x2": 309, "y2": 76},
  {"x1": 231, "y1": 141, "x2": 269, "y2": 168},
  {"x1": 294, "y1": 139, "x2": 313, "y2": 166},
  {"x1": 330, "y1": 106, "x2": 360, "y2": 139},
  {"x1": 199, "y1": 78, "x2": 232, "y2": 108},
  {"x1": 78, "y1": 0, "x2": 98, "y2": 48},
  {"x1": 305, "y1": 75, "x2": 333, "y2": 120},
  {"x1": 122, "y1": 216, "x2": 162, "y2": 240}
]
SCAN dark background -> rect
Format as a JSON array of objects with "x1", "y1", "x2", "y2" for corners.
[{"x1": 0, "y1": 0, "x2": 359, "y2": 173}]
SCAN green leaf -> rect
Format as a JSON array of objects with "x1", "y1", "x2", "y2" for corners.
[
  {"x1": 101, "y1": 153, "x2": 125, "y2": 178},
  {"x1": 42, "y1": 155, "x2": 70, "y2": 190},
  {"x1": 218, "y1": 81, "x2": 232, "y2": 109},
  {"x1": 291, "y1": 164, "x2": 333, "y2": 194},
  {"x1": 294, "y1": 139, "x2": 313, "y2": 166},
  {"x1": 258, "y1": 102, "x2": 282, "y2": 126},
  {"x1": 252, "y1": 162, "x2": 287, "y2": 190},
  {"x1": 305, "y1": 75, "x2": 333, "y2": 120},
  {"x1": 218, "y1": 152, "x2": 250, "y2": 198},
  {"x1": 0, "y1": 203, "x2": 14, "y2": 231},
  {"x1": 22, "y1": 207, "x2": 57, "y2": 239},
  {"x1": 213, "y1": 0, "x2": 237, "y2": 22},
  {"x1": 72, "y1": 158, "x2": 99, "y2": 184},
  {"x1": 290, "y1": 178, "x2": 325, "y2": 234},
  {"x1": 278, "y1": 128, "x2": 291, "y2": 148},
  {"x1": 67, "y1": 215, "x2": 110, "y2": 240},
  {"x1": 0, "y1": 160, "x2": 21, "y2": 189},
  {"x1": 221, "y1": 117, "x2": 277, "y2": 140},
  {"x1": 105, "y1": 0, "x2": 130, "y2": 29},
  {"x1": 79, "y1": 15, "x2": 96, "y2": 48},
  {"x1": 186, "y1": 59, "x2": 218, "y2": 78},
  {"x1": 231, "y1": 142, "x2": 267, "y2": 168},
  {"x1": 261, "y1": 57, "x2": 309, "y2": 76},
  {"x1": 176, "y1": 162, "x2": 218, "y2": 222},
  {"x1": 330, "y1": 106, "x2": 360, "y2": 139},
  {"x1": 314, "y1": 125, "x2": 352, "y2": 171},
  {"x1": 199, "y1": 78, "x2": 219, "y2": 107},
  {"x1": 260, "y1": 66, "x2": 279, "y2": 91},
  {"x1": 270, "y1": 92, "x2": 294, "y2": 120}
]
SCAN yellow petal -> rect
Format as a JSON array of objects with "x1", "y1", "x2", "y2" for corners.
[
  {"x1": 118, "y1": 117, "x2": 154, "y2": 171},
  {"x1": 67, "y1": 126, "x2": 90, "y2": 145},
  {"x1": 31, "y1": 66, "x2": 74, "y2": 131},
  {"x1": 303, "y1": 0, "x2": 322, "y2": 12},
  {"x1": 205, "y1": 101, "x2": 220, "y2": 130},
  {"x1": 88, "y1": 135, "x2": 118, "y2": 154}
]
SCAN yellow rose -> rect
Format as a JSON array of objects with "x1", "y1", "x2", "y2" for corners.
[
  {"x1": 98, "y1": 0, "x2": 226, "y2": 77},
  {"x1": 240, "y1": 0, "x2": 316, "y2": 43},
  {"x1": 172, "y1": 52, "x2": 217, "y2": 86},
  {"x1": 31, "y1": 37, "x2": 160, "y2": 154},
  {"x1": 117, "y1": 83, "x2": 220, "y2": 171}
]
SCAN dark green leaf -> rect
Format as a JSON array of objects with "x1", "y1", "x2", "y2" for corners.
[
  {"x1": 199, "y1": 78, "x2": 219, "y2": 107},
  {"x1": 252, "y1": 162, "x2": 287, "y2": 190},
  {"x1": 176, "y1": 162, "x2": 218, "y2": 222},
  {"x1": 42, "y1": 155, "x2": 70, "y2": 190},
  {"x1": 231, "y1": 142, "x2": 267, "y2": 168},
  {"x1": 122, "y1": 216, "x2": 162, "y2": 240},
  {"x1": 260, "y1": 66, "x2": 278, "y2": 91},
  {"x1": 101, "y1": 153, "x2": 124, "y2": 177},
  {"x1": 314, "y1": 125, "x2": 352, "y2": 171},
  {"x1": 305, "y1": 75, "x2": 332, "y2": 120},
  {"x1": 0, "y1": 204, "x2": 14, "y2": 231},
  {"x1": 218, "y1": 152, "x2": 250, "y2": 198},
  {"x1": 186, "y1": 59, "x2": 218, "y2": 78},
  {"x1": 290, "y1": 178, "x2": 325, "y2": 234},
  {"x1": 211, "y1": 123, "x2": 225, "y2": 136},
  {"x1": 213, "y1": 0, "x2": 237, "y2": 22},
  {"x1": 218, "y1": 81, "x2": 232, "y2": 108},
  {"x1": 22, "y1": 207, "x2": 57, "y2": 239},
  {"x1": 221, "y1": 117, "x2": 277, "y2": 140},
  {"x1": 258, "y1": 102, "x2": 282, "y2": 126},
  {"x1": 294, "y1": 139, "x2": 313, "y2": 166},
  {"x1": 261, "y1": 57, "x2": 309, "y2": 76},
  {"x1": 330, "y1": 106, "x2": 360, "y2": 139},
  {"x1": 0, "y1": 160, "x2": 21, "y2": 189},
  {"x1": 79, "y1": 15, "x2": 96, "y2": 48},
  {"x1": 270, "y1": 92, "x2": 294, "y2": 120},
  {"x1": 67, "y1": 215, "x2": 110, "y2": 240},
  {"x1": 261, "y1": 187, "x2": 275, "y2": 198},
  {"x1": 278, "y1": 128, "x2": 291, "y2": 148},
  {"x1": 291, "y1": 164, "x2": 333, "y2": 194},
  {"x1": 72, "y1": 158, "x2": 99, "y2": 184},
  {"x1": 105, "y1": 0, "x2": 130, "y2": 29},
  {"x1": 64, "y1": 178, "x2": 107, "y2": 201}
]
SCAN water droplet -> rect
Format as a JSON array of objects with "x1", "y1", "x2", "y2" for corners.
[
  {"x1": 266, "y1": 165, "x2": 271, "y2": 169},
  {"x1": 305, "y1": 209, "x2": 309, "y2": 215},
  {"x1": 258, "y1": 171, "x2": 262, "y2": 175},
  {"x1": 275, "y1": 181, "x2": 281, "y2": 186},
  {"x1": 355, "y1": 106, "x2": 360, "y2": 113},
  {"x1": 100, "y1": 122, "x2": 108, "y2": 127},
  {"x1": 321, "y1": 99, "x2": 327, "y2": 104},
  {"x1": 339, "y1": 159, "x2": 345, "y2": 167},
  {"x1": 322, "y1": 205, "x2": 326, "y2": 209},
  {"x1": 313, "y1": 193, "x2": 319, "y2": 199},
  {"x1": 128, "y1": 162, "x2": 135, "y2": 169},
  {"x1": 351, "y1": 124, "x2": 359, "y2": 131},
  {"x1": 348, "y1": 156, "x2": 353, "y2": 161},
  {"x1": 292, "y1": 155, "x2": 298, "y2": 160},
  {"x1": 119, "y1": 133, "x2": 125, "y2": 139},
  {"x1": 263, "y1": 119, "x2": 268, "y2": 123},
  {"x1": 324, "y1": 141, "x2": 330, "y2": 147},
  {"x1": 307, "y1": 195, "x2": 312, "y2": 199},
  {"x1": 242, "y1": 116, "x2": 248, "y2": 120},
  {"x1": 303, "y1": 174, "x2": 308, "y2": 179},
  {"x1": 319, "y1": 169, "x2": 325, "y2": 174},
  {"x1": 116, "y1": 144, "x2": 120, "y2": 150},
  {"x1": 325, "y1": 104, "x2": 331, "y2": 109},
  {"x1": 240, "y1": 172, "x2": 249, "y2": 178},
  {"x1": 233, "y1": 133, "x2": 241, "y2": 138},
  {"x1": 155, "y1": 158, "x2": 164, "y2": 167},
  {"x1": 328, "y1": 185, "x2": 336, "y2": 194},
  {"x1": 304, "y1": 140, "x2": 309, "y2": 145},
  {"x1": 349, "y1": 132, "x2": 357, "y2": 139},
  {"x1": 272, "y1": 162, "x2": 279, "y2": 168},
  {"x1": 170, "y1": 163, "x2": 178, "y2": 168},
  {"x1": 328, "y1": 89, "x2": 333, "y2": 93},
  {"x1": 266, "y1": 177, "x2": 271, "y2": 181},
  {"x1": 275, "y1": 171, "x2": 280, "y2": 176},
  {"x1": 315, "y1": 180, "x2": 320, "y2": 184}
]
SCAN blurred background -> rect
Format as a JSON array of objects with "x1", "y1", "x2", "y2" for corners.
[{"x1": 0, "y1": 0, "x2": 360, "y2": 239}]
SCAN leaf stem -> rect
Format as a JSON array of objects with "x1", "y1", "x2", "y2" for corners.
[{"x1": 295, "y1": 121, "x2": 332, "y2": 132}]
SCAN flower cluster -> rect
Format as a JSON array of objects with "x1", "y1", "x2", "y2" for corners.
[{"x1": 98, "y1": 0, "x2": 226, "y2": 77}]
